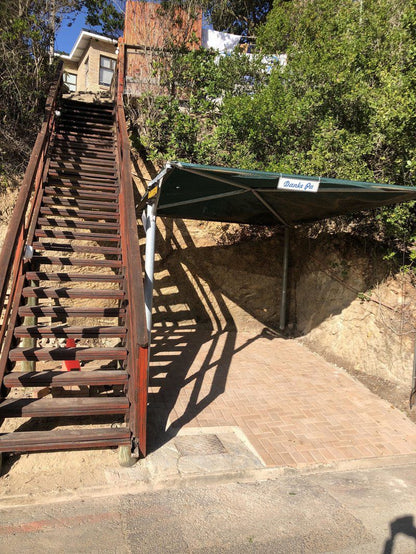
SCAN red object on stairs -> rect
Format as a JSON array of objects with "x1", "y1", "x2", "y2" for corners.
[{"x1": 63, "y1": 338, "x2": 81, "y2": 371}]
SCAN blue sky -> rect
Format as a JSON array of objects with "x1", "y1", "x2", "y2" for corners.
[{"x1": 55, "y1": 10, "x2": 101, "y2": 54}]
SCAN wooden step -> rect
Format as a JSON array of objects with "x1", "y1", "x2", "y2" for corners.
[
  {"x1": 47, "y1": 167, "x2": 116, "y2": 178},
  {"x1": 57, "y1": 123, "x2": 114, "y2": 135},
  {"x1": 54, "y1": 133, "x2": 115, "y2": 147},
  {"x1": 46, "y1": 180, "x2": 118, "y2": 191},
  {"x1": 37, "y1": 218, "x2": 120, "y2": 230},
  {"x1": 50, "y1": 154, "x2": 115, "y2": 167},
  {"x1": 58, "y1": 114, "x2": 114, "y2": 131},
  {"x1": 14, "y1": 325, "x2": 126, "y2": 338},
  {"x1": 0, "y1": 428, "x2": 130, "y2": 453},
  {"x1": 35, "y1": 229, "x2": 120, "y2": 242},
  {"x1": 25, "y1": 271, "x2": 123, "y2": 283},
  {"x1": 40, "y1": 207, "x2": 119, "y2": 219},
  {"x1": 55, "y1": 131, "x2": 114, "y2": 142},
  {"x1": 3, "y1": 369, "x2": 128, "y2": 387},
  {"x1": 61, "y1": 103, "x2": 114, "y2": 113},
  {"x1": 61, "y1": 110, "x2": 113, "y2": 120},
  {"x1": 48, "y1": 167, "x2": 116, "y2": 178},
  {"x1": 49, "y1": 162, "x2": 116, "y2": 175},
  {"x1": 0, "y1": 397, "x2": 129, "y2": 418},
  {"x1": 18, "y1": 306, "x2": 125, "y2": 318},
  {"x1": 58, "y1": 104, "x2": 113, "y2": 116},
  {"x1": 48, "y1": 172, "x2": 117, "y2": 184},
  {"x1": 9, "y1": 347, "x2": 128, "y2": 362},
  {"x1": 44, "y1": 187, "x2": 117, "y2": 201},
  {"x1": 42, "y1": 197, "x2": 118, "y2": 211},
  {"x1": 58, "y1": 127, "x2": 114, "y2": 139},
  {"x1": 52, "y1": 143, "x2": 115, "y2": 156},
  {"x1": 54, "y1": 131, "x2": 114, "y2": 142},
  {"x1": 52, "y1": 141, "x2": 115, "y2": 154},
  {"x1": 22, "y1": 287, "x2": 124, "y2": 300},
  {"x1": 31, "y1": 256, "x2": 122, "y2": 268},
  {"x1": 60, "y1": 114, "x2": 114, "y2": 126},
  {"x1": 50, "y1": 158, "x2": 116, "y2": 169},
  {"x1": 61, "y1": 108, "x2": 113, "y2": 119},
  {"x1": 59, "y1": 115, "x2": 113, "y2": 128},
  {"x1": 46, "y1": 178, "x2": 118, "y2": 191},
  {"x1": 32, "y1": 242, "x2": 121, "y2": 255},
  {"x1": 61, "y1": 100, "x2": 114, "y2": 113}
]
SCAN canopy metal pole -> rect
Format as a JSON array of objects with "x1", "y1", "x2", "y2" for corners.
[
  {"x1": 279, "y1": 226, "x2": 290, "y2": 330},
  {"x1": 144, "y1": 201, "x2": 157, "y2": 341}
]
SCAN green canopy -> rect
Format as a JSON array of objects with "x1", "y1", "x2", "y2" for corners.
[{"x1": 147, "y1": 162, "x2": 416, "y2": 226}]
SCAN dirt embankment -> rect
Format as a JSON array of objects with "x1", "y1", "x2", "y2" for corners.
[{"x1": 0, "y1": 188, "x2": 19, "y2": 246}]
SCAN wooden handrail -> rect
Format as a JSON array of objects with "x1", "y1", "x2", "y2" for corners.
[
  {"x1": 0, "y1": 63, "x2": 63, "y2": 324},
  {"x1": 115, "y1": 41, "x2": 149, "y2": 456},
  {"x1": 116, "y1": 43, "x2": 148, "y2": 348}
]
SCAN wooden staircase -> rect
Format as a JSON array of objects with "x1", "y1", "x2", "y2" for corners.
[{"x1": 0, "y1": 65, "x2": 148, "y2": 463}]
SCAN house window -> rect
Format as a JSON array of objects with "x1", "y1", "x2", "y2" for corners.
[
  {"x1": 63, "y1": 72, "x2": 77, "y2": 92},
  {"x1": 99, "y1": 55, "x2": 116, "y2": 86}
]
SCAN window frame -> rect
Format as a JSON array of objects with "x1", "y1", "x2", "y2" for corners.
[
  {"x1": 63, "y1": 71, "x2": 77, "y2": 92},
  {"x1": 99, "y1": 55, "x2": 116, "y2": 87}
]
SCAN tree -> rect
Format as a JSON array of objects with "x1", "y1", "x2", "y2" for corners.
[
  {"x1": 0, "y1": 0, "x2": 57, "y2": 178},
  {"x1": 205, "y1": 0, "x2": 274, "y2": 35},
  {"x1": 77, "y1": 0, "x2": 124, "y2": 37},
  {"x1": 0, "y1": 0, "x2": 123, "y2": 183}
]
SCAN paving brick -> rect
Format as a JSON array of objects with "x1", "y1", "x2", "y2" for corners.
[{"x1": 151, "y1": 330, "x2": 416, "y2": 468}]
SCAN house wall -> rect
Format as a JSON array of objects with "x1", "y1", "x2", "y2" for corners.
[
  {"x1": 63, "y1": 39, "x2": 117, "y2": 93},
  {"x1": 123, "y1": 1, "x2": 202, "y2": 96}
]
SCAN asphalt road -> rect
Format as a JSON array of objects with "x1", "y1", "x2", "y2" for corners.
[{"x1": 1, "y1": 462, "x2": 416, "y2": 553}]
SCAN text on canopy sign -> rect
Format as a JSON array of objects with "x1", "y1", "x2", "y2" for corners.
[{"x1": 277, "y1": 177, "x2": 320, "y2": 193}]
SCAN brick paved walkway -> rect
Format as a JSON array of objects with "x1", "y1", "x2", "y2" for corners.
[{"x1": 149, "y1": 326, "x2": 416, "y2": 467}]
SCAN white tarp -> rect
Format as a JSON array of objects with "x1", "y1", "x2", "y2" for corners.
[{"x1": 202, "y1": 28, "x2": 241, "y2": 52}]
